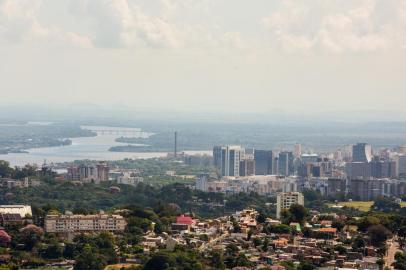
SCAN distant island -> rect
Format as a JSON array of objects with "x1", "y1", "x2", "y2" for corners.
[{"x1": 0, "y1": 123, "x2": 96, "y2": 154}]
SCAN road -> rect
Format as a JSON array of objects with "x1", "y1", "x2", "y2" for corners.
[{"x1": 385, "y1": 238, "x2": 400, "y2": 269}]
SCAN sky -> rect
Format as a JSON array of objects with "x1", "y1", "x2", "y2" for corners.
[{"x1": 0, "y1": 0, "x2": 405, "y2": 114}]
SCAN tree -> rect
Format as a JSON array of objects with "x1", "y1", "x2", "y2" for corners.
[
  {"x1": 358, "y1": 216, "x2": 380, "y2": 232},
  {"x1": 334, "y1": 245, "x2": 347, "y2": 255},
  {"x1": 256, "y1": 212, "x2": 267, "y2": 224},
  {"x1": 262, "y1": 237, "x2": 269, "y2": 252},
  {"x1": 298, "y1": 261, "x2": 316, "y2": 270},
  {"x1": 74, "y1": 244, "x2": 106, "y2": 270},
  {"x1": 0, "y1": 230, "x2": 11, "y2": 247},
  {"x1": 232, "y1": 221, "x2": 241, "y2": 233},
  {"x1": 144, "y1": 253, "x2": 175, "y2": 270},
  {"x1": 226, "y1": 243, "x2": 239, "y2": 256},
  {"x1": 235, "y1": 254, "x2": 251, "y2": 268},
  {"x1": 19, "y1": 225, "x2": 44, "y2": 250},
  {"x1": 42, "y1": 239, "x2": 63, "y2": 259},
  {"x1": 289, "y1": 204, "x2": 308, "y2": 225},
  {"x1": 210, "y1": 250, "x2": 225, "y2": 270},
  {"x1": 332, "y1": 220, "x2": 345, "y2": 232},
  {"x1": 0, "y1": 161, "x2": 13, "y2": 178},
  {"x1": 352, "y1": 236, "x2": 366, "y2": 251},
  {"x1": 247, "y1": 229, "x2": 254, "y2": 241},
  {"x1": 376, "y1": 258, "x2": 385, "y2": 270},
  {"x1": 394, "y1": 252, "x2": 406, "y2": 270},
  {"x1": 267, "y1": 224, "x2": 291, "y2": 234},
  {"x1": 368, "y1": 225, "x2": 391, "y2": 247},
  {"x1": 372, "y1": 197, "x2": 401, "y2": 212}
]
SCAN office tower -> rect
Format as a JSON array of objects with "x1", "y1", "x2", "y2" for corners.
[
  {"x1": 327, "y1": 178, "x2": 347, "y2": 197},
  {"x1": 254, "y1": 150, "x2": 273, "y2": 175},
  {"x1": 213, "y1": 146, "x2": 225, "y2": 171},
  {"x1": 294, "y1": 143, "x2": 302, "y2": 159},
  {"x1": 239, "y1": 159, "x2": 255, "y2": 176},
  {"x1": 276, "y1": 192, "x2": 304, "y2": 219},
  {"x1": 371, "y1": 160, "x2": 397, "y2": 178},
  {"x1": 278, "y1": 151, "x2": 294, "y2": 176},
  {"x1": 273, "y1": 156, "x2": 279, "y2": 175},
  {"x1": 349, "y1": 179, "x2": 389, "y2": 201},
  {"x1": 213, "y1": 146, "x2": 244, "y2": 177},
  {"x1": 352, "y1": 143, "x2": 372, "y2": 162},
  {"x1": 398, "y1": 155, "x2": 406, "y2": 177},
  {"x1": 345, "y1": 162, "x2": 371, "y2": 179}
]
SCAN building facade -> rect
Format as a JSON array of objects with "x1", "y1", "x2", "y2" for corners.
[
  {"x1": 352, "y1": 143, "x2": 372, "y2": 163},
  {"x1": 278, "y1": 152, "x2": 294, "y2": 176},
  {"x1": 45, "y1": 213, "x2": 127, "y2": 233},
  {"x1": 213, "y1": 146, "x2": 245, "y2": 177},
  {"x1": 254, "y1": 150, "x2": 273, "y2": 175},
  {"x1": 276, "y1": 192, "x2": 304, "y2": 219}
]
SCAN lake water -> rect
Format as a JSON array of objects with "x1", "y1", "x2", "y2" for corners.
[{"x1": 0, "y1": 125, "x2": 211, "y2": 166}]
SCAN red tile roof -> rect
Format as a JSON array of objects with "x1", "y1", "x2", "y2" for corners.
[{"x1": 176, "y1": 215, "x2": 194, "y2": 225}]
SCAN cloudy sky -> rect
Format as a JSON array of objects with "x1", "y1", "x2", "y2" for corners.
[{"x1": 0, "y1": 0, "x2": 405, "y2": 113}]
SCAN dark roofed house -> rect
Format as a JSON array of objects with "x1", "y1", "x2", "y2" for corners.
[{"x1": 0, "y1": 213, "x2": 23, "y2": 226}]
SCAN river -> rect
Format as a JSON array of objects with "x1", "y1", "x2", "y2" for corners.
[{"x1": 0, "y1": 125, "x2": 211, "y2": 166}]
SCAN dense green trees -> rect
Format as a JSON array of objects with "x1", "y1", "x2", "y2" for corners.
[
  {"x1": 368, "y1": 225, "x2": 391, "y2": 247},
  {"x1": 372, "y1": 197, "x2": 401, "y2": 212},
  {"x1": 394, "y1": 252, "x2": 406, "y2": 270},
  {"x1": 74, "y1": 244, "x2": 106, "y2": 270},
  {"x1": 281, "y1": 204, "x2": 308, "y2": 225},
  {"x1": 143, "y1": 249, "x2": 204, "y2": 270}
]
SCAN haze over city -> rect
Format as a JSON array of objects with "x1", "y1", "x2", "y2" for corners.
[
  {"x1": 2, "y1": 1, "x2": 406, "y2": 270},
  {"x1": 1, "y1": 0, "x2": 406, "y2": 114}
]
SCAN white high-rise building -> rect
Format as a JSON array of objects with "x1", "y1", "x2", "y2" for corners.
[
  {"x1": 195, "y1": 173, "x2": 209, "y2": 191},
  {"x1": 276, "y1": 192, "x2": 304, "y2": 219}
]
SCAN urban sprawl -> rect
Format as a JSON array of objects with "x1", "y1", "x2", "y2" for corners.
[{"x1": 0, "y1": 142, "x2": 406, "y2": 270}]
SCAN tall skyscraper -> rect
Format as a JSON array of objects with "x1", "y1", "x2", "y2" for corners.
[
  {"x1": 254, "y1": 150, "x2": 273, "y2": 175},
  {"x1": 352, "y1": 143, "x2": 372, "y2": 162},
  {"x1": 294, "y1": 143, "x2": 302, "y2": 159},
  {"x1": 213, "y1": 145, "x2": 245, "y2": 177},
  {"x1": 278, "y1": 151, "x2": 294, "y2": 176}
]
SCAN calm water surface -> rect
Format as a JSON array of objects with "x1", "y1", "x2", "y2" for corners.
[{"x1": 0, "y1": 126, "x2": 210, "y2": 166}]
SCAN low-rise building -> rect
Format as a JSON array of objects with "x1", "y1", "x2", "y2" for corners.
[
  {"x1": 117, "y1": 172, "x2": 144, "y2": 187},
  {"x1": 0, "y1": 205, "x2": 32, "y2": 217},
  {"x1": 45, "y1": 213, "x2": 127, "y2": 233}
]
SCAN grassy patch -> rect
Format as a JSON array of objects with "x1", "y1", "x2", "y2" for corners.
[{"x1": 329, "y1": 201, "x2": 406, "y2": 212}]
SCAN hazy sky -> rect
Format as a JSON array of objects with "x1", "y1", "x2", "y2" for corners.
[{"x1": 0, "y1": 0, "x2": 405, "y2": 113}]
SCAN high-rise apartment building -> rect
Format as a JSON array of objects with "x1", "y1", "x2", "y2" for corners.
[
  {"x1": 67, "y1": 163, "x2": 109, "y2": 184},
  {"x1": 276, "y1": 192, "x2": 304, "y2": 219},
  {"x1": 254, "y1": 150, "x2": 273, "y2": 175},
  {"x1": 352, "y1": 143, "x2": 373, "y2": 162}
]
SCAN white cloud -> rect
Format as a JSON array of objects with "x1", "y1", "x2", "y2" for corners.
[
  {"x1": 0, "y1": 0, "x2": 92, "y2": 48},
  {"x1": 262, "y1": 0, "x2": 406, "y2": 53}
]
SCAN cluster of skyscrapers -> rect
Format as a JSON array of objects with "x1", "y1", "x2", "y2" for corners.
[
  {"x1": 206, "y1": 143, "x2": 406, "y2": 201},
  {"x1": 213, "y1": 146, "x2": 296, "y2": 177}
]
